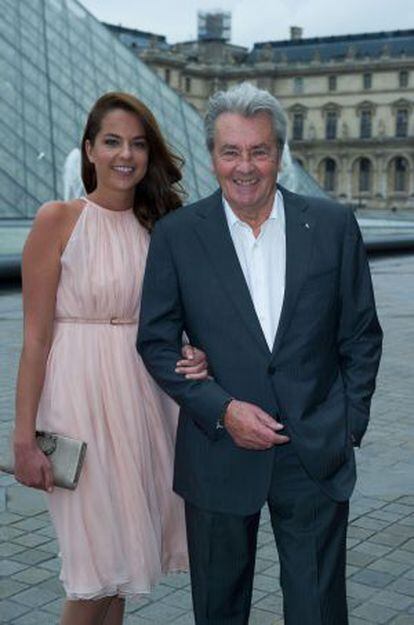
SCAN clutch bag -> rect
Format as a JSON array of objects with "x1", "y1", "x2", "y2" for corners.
[{"x1": 0, "y1": 429, "x2": 87, "y2": 490}]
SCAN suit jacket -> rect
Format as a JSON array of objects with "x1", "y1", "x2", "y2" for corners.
[{"x1": 137, "y1": 185, "x2": 383, "y2": 515}]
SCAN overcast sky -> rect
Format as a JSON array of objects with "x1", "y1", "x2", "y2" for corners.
[{"x1": 80, "y1": 0, "x2": 414, "y2": 47}]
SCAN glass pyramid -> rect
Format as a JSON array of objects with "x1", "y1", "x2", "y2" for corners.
[{"x1": 0, "y1": 0, "x2": 220, "y2": 218}]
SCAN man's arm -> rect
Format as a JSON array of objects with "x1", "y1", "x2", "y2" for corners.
[
  {"x1": 137, "y1": 219, "x2": 232, "y2": 441},
  {"x1": 337, "y1": 209, "x2": 383, "y2": 446}
]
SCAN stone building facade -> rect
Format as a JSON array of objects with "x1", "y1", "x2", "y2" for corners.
[{"x1": 106, "y1": 24, "x2": 414, "y2": 210}]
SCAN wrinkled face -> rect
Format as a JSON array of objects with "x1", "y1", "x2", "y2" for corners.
[
  {"x1": 211, "y1": 112, "x2": 280, "y2": 217},
  {"x1": 86, "y1": 108, "x2": 149, "y2": 196}
]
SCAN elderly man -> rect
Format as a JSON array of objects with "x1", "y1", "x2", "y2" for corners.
[{"x1": 137, "y1": 82, "x2": 382, "y2": 625}]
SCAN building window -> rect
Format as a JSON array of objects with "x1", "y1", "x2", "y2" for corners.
[
  {"x1": 328, "y1": 75, "x2": 337, "y2": 91},
  {"x1": 399, "y1": 70, "x2": 409, "y2": 88},
  {"x1": 363, "y1": 73, "x2": 372, "y2": 90},
  {"x1": 394, "y1": 157, "x2": 408, "y2": 192},
  {"x1": 325, "y1": 111, "x2": 337, "y2": 140},
  {"x1": 165, "y1": 68, "x2": 171, "y2": 84},
  {"x1": 293, "y1": 77, "x2": 303, "y2": 94},
  {"x1": 323, "y1": 158, "x2": 336, "y2": 192},
  {"x1": 359, "y1": 158, "x2": 371, "y2": 192},
  {"x1": 396, "y1": 109, "x2": 408, "y2": 137},
  {"x1": 360, "y1": 110, "x2": 372, "y2": 139},
  {"x1": 293, "y1": 113, "x2": 304, "y2": 140},
  {"x1": 185, "y1": 77, "x2": 192, "y2": 93}
]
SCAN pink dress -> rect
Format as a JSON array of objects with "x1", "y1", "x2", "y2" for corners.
[{"x1": 36, "y1": 198, "x2": 188, "y2": 600}]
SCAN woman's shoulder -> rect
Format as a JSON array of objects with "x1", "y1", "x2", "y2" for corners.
[
  {"x1": 30, "y1": 199, "x2": 85, "y2": 253},
  {"x1": 34, "y1": 199, "x2": 84, "y2": 226}
]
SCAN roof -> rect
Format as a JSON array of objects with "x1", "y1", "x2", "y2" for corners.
[
  {"x1": 251, "y1": 29, "x2": 414, "y2": 64},
  {"x1": 103, "y1": 22, "x2": 168, "y2": 47}
]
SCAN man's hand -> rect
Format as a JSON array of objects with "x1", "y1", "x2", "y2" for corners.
[
  {"x1": 175, "y1": 344, "x2": 209, "y2": 380},
  {"x1": 224, "y1": 400, "x2": 290, "y2": 450}
]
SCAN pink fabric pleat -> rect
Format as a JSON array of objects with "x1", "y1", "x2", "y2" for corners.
[{"x1": 36, "y1": 199, "x2": 188, "y2": 600}]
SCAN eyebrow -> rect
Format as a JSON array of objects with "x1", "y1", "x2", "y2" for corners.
[
  {"x1": 220, "y1": 142, "x2": 271, "y2": 150},
  {"x1": 103, "y1": 132, "x2": 147, "y2": 140}
]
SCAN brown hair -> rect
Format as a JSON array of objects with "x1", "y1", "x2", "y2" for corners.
[{"x1": 81, "y1": 92, "x2": 185, "y2": 231}]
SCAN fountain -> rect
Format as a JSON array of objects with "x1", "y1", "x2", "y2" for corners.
[{"x1": 63, "y1": 148, "x2": 84, "y2": 201}]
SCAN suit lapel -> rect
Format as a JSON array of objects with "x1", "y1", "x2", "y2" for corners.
[
  {"x1": 192, "y1": 190, "x2": 270, "y2": 356},
  {"x1": 271, "y1": 186, "x2": 314, "y2": 357}
]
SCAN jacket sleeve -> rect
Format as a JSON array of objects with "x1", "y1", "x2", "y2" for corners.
[
  {"x1": 337, "y1": 209, "x2": 383, "y2": 446},
  {"x1": 137, "y1": 219, "x2": 232, "y2": 441}
]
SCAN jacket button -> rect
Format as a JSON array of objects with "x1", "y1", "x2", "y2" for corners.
[{"x1": 268, "y1": 365, "x2": 276, "y2": 375}]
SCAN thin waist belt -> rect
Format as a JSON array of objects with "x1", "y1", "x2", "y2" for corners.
[{"x1": 55, "y1": 317, "x2": 137, "y2": 326}]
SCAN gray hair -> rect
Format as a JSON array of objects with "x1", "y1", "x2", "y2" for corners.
[{"x1": 204, "y1": 82, "x2": 287, "y2": 154}]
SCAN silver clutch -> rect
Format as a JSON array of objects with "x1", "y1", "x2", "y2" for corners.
[{"x1": 0, "y1": 429, "x2": 87, "y2": 490}]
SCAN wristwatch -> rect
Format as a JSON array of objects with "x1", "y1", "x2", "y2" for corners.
[{"x1": 216, "y1": 398, "x2": 233, "y2": 430}]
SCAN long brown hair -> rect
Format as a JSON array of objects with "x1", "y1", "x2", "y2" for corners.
[{"x1": 81, "y1": 92, "x2": 185, "y2": 231}]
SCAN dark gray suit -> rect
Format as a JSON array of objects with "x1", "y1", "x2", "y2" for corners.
[{"x1": 137, "y1": 185, "x2": 382, "y2": 624}]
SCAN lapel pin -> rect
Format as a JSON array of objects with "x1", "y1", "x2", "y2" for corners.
[{"x1": 304, "y1": 222, "x2": 310, "y2": 229}]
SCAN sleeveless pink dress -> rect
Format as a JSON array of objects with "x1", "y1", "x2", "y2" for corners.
[{"x1": 36, "y1": 198, "x2": 188, "y2": 600}]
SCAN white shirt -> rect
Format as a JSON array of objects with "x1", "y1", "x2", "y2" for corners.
[{"x1": 223, "y1": 189, "x2": 286, "y2": 351}]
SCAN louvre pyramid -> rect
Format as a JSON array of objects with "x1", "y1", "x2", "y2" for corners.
[
  {"x1": 0, "y1": 0, "x2": 326, "y2": 219},
  {"x1": 0, "y1": 0, "x2": 220, "y2": 218}
]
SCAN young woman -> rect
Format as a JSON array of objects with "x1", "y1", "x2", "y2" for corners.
[{"x1": 14, "y1": 93, "x2": 206, "y2": 625}]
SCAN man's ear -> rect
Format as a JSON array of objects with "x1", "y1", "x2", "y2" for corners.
[{"x1": 85, "y1": 139, "x2": 94, "y2": 164}]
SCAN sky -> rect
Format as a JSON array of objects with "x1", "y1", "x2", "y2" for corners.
[{"x1": 80, "y1": 0, "x2": 414, "y2": 47}]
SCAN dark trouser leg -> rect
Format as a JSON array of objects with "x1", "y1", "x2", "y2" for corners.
[
  {"x1": 185, "y1": 502, "x2": 260, "y2": 625},
  {"x1": 268, "y1": 445, "x2": 349, "y2": 625}
]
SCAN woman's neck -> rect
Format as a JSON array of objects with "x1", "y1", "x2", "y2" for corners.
[{"x1": 88, "y1": 187, "x2": 134, "y2": 212}]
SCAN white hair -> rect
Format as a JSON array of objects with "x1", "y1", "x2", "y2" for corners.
[{"x1": 204, "y1": 82, "x2": 287, "y2": 154}]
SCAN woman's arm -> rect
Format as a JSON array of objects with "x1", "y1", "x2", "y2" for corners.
[{"x1": 14, "y1": 203, "x2": 69, "y2": 491}]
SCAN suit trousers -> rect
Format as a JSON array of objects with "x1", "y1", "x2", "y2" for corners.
[{"x1": 185, "y1": 443, "x2": 349, "y2": 625}]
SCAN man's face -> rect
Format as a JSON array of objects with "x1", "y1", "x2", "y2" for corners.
[{"x1": 211, "y1": 112, "x2": 280, "y2": 217}]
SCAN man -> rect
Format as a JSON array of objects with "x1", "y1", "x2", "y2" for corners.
[{"x1": 137, "y1": 82, "x2": 382, "y2": 625}]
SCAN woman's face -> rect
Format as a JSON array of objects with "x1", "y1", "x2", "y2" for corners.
[{"x1": 86, "y1": 108, "x2": 149, "y2": 196}]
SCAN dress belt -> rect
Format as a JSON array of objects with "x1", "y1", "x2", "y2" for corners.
[{"x1": 55, "y1": 317, "x2": 138, "y2": 325}]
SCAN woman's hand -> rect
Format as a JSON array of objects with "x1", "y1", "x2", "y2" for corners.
[
  {"x1": 175, "y1": 345, "x2": 209, "y2": 380},
  {"x1": 14, "y1": 439, "x2": 54, "y2": 492}
]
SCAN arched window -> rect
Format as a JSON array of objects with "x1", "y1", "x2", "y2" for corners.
[
  {"x1": 359, "y1": 158, "x2": 371, "y2": 192},
  {"x1": 325, "y1": 112, "x2": 337, "y2": 140},
  {"x1": 399, "y1": 70, "x2": 409, "y2": 88},
  {"x1": 292, "y1": 112, "x2": 304, "y2": 140},
  {"x1": 394, "y1": 157, "x2": 408, "y2": 192},
  {"x1": 360, "y1": 110, "x2": 372, "y2": 139},
  {"x1": 363, "y1": 72, "x2": 372, "y2": 90},
  {"x1": 328, "y1": 75, "x2": 337, "y2": 92},
  {"x1": 323, "y1": 158, "x2": 336, "y2": 192},
  {"x1": 396, "y1": 109, "x2": 408, "y2": 137},
  {"x1": 293, "y1": 77, "x2": 304, "y2": 94}
]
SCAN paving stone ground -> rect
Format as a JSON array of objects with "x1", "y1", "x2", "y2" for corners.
[{"x1": 1, "y1": 254, "x2": 414, "y2": 625}]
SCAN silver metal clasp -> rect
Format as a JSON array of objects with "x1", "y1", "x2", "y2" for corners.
[{"x1": 36, "y1": 432, "x2": 57, "y2": 456}]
